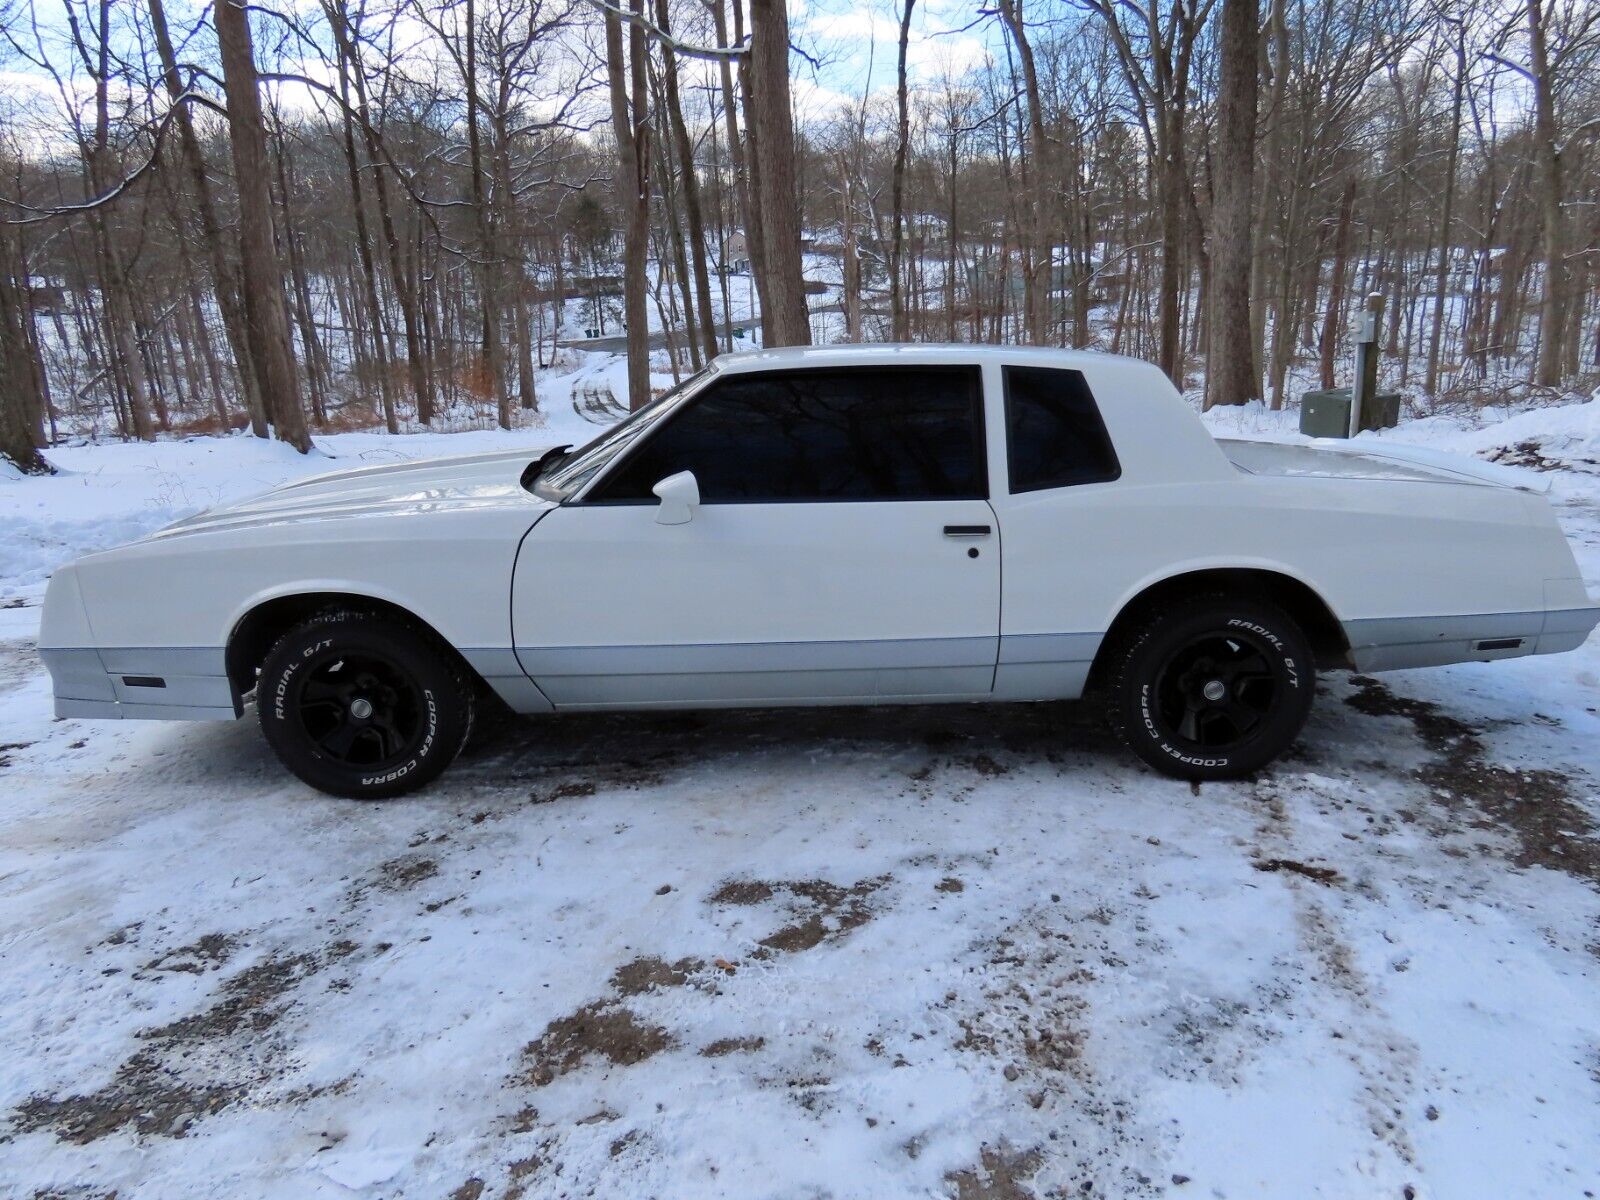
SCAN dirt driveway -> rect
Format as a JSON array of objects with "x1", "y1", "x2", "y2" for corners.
[{"x1": 2, "y1": 639, "x2": 1598, "y2": 1199}]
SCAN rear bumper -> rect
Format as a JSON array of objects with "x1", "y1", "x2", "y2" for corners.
[
  {"x1": 40, "y1": 646, "x2": 239, "y2": 721},
  {"x1": 1344, "y1": 604, "x2": 1600, "y2": 673}
]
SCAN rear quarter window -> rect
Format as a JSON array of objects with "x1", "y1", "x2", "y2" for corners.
[{"x1": 1003, "y1": 366, "x2": 1121, "y2": 493}]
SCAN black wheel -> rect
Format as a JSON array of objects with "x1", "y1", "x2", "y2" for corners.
[
  {"x1": 257, "y1": 609, "x2": 474, "y2": 799},
  {"x1": 1107, "y1": 594, "x2": 1315, "y2": 780}
]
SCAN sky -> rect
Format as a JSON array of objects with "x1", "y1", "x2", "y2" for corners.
[
  {"x1": 789, "y1": 0, "x2": 1001, "y2": 118},
  {"x1": 0, "y1": 0, "x2": 1005, "y2": 152}
]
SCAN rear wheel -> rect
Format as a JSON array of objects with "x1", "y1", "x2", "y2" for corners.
[
  {"x1": 1107, "y1": 594, "x2": 1314, "y2": 780},
  {"x1": 257, "y1": 610, "x2": 474, "y2": 798}
]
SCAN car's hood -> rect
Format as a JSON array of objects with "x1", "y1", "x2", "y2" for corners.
[{"x1": 151, "y1": 447, "x2": 553, "y2": 539}]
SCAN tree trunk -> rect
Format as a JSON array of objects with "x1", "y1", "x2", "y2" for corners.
[
  {"x1": 0, "y1": 254, "x2": 51, "y2": 473},
  {"x1": 657, "y1": 0, "x2": 720, "y2": 364},
  {"x1": 272, "y1": 133, "x2": 327, "y2": 424},
  {"x1": 462, "y1": 0, "x2": 510, "y2": 428},
  {"x1": 148, "y1": 0, "x2": 266, "y2": 435},
  {"x1": 215, "y1": 0, "x2": 310, "y2": 451},
  {"x1": 1318, "y1": 176, "x2": 1356, "y2": 389},
  {"x1": 1249, "y1": 0, "x2": 1287, "y2": 379},
  {"x1": 1424, "y1": 43, "x2": 1464, "y2": 398},
  {"x1": 330, "y1": 62, "x2": 397, "y2": 432},
  {"x1": 606, "y1": 0, "x2": 654, "y2": 408},
  {"x1": 888, "y1": 0, "x2": 916, "y2": 341},
  {"x1": 1205, "y1": 0, "x2": 1259, "y2": 408},
  {"x1": 328, "y1": 0, "x2": 434, "y2": 424},
  {"x1": 723, "y1": 0, "x2": 771, "y2": 339},
  {"x1": 1527, "y1": 0, "x2": 1565, "y2": 387},
  {"x1": 746, "y1": 0, "x2": 811, "y2": 346},
  {"x1": 840, "y1": 159, "x2": 862, "y2": 342},
  {"x1": 999, "y1": 0, "x2": 1052, "y2": 345}
]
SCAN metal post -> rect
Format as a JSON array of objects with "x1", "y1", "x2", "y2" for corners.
[{"x1": 1350, "y1": 292, "x2": 1385, "y2": 438}]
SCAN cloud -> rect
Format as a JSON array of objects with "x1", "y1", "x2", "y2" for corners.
[{"x1": 799, "y1": 0, "x2": 995, "y2": 100}]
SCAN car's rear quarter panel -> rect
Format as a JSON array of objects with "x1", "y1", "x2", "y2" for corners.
[{"x1": 995, "y1": 357, "x2": 1585, "y2": 693}]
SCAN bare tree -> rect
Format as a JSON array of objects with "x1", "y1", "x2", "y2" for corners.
[
  {"x1": 0, "y1": 238, "x2": 49, "y2": 471},
  {"x1": 888, "y1": 0, "x2": 916, "y2": 341},
  {"x1": 215, "y1": 0, "x2": 310, "y2": 451},
  {"x1": 606, "y1": 0, "x2": 653, "y2": 407},
  {"x1": 746, "y1": 0, "x2": 809, "y2": 346},
  {"x1": 1205, "y1": 0, "x2": 1260, "y2": 406}
]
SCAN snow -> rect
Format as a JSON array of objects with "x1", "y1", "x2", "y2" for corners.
[{"x1": 2, "y1": 373, "x2": 1599, "y2": 1199}]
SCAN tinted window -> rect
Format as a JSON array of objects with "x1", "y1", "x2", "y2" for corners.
[
  {"x1": 1004, "y1": 366, "x2": 1120, "y2": 492},
  {"x1": 536, "y1": 366, "x2": 715, "y2": 497},
  {"x1": 589, "y1": 367, "x2": 986, "y2": 502}
]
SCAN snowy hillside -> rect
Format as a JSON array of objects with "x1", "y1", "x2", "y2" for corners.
[{"x1": 1, "y1": 387, "x2": 1598, "y2": 1199}]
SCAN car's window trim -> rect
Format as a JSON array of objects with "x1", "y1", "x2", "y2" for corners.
[
  {"x1": 1001, "y1": 364, "x2": 1122, "y2": 495},
  {"x1": 538, "y1": 364, "x2": 719, "y2": 501},
  {"x1": 574, "y1": 364, "x2": 990, "y2": 506}
]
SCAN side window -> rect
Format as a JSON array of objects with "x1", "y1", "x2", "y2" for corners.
[
  {"x1": 589, "y1": 367, "x2": 986, "y2": 502},
  {"x1": 1003, "y1": 366, "x2": 1121, "y2": 493}
]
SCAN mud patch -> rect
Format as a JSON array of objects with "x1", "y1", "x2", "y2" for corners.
[
  {"x1": 1344, "y1": 677, "x2": 1479, "y2": 751},
  {"x1": 1345, "y1": 677, "x2": 1598, "y2": 885},
  {"x1": 610, "y1": 955, "x2": 702, "y2": 996},
  {"x1": 945, "y1": 1145, "x2": 1043, "y2": 1200},
  {"x1": 710, "y1": 879, "x2": 775, "y2": 906},
  {"x1": 375, "y1": 855, "x2": 439, "y2": 891},
  {"x1": 11, "y1": 1053, "x2": 239, "y2": 1144},
  {"x1": 9, "y1": 941, "x2": 357, "y2": 1143},
  {"x1": 1254, "y1": 858, "x2": 1341, "y2": 885},
  {"x1": 0, "y1": 637, "x2": 39, "y2": 694},
  {"x1": 503, "y1": 1154, "x2": 545, "y2": 1200},
  {"x1": 963, "y1": 753, "x2": 1009, "y2": 777},
  {"x1": 142, "y1": 933, "x2": 235, "y2": 976},
  {"x1": 710, "y1": 875, "x2": 890, "y2": 959},
  {"x1": 944, "y1": 906, "x2": 1162, "y2": 1195},
  {"x1": 700, "y1": 1035, "x2": 765, "y2": 1057},
  {"x1": 520, "y1": 1002, "x2": 673, "y2": 1086},
  {"x1": 147, "y1": 949, "x2": 343, "y2": 1042},
  {"x1": 1483, "y1": 440, "x2": 1600, "y2": 474},
  {"x1": 1420, "y1": 758, "x2": 1597, "y2": 884},
  {"x1": 528, "y1": 779, "x2": 597, "y2": 804}
]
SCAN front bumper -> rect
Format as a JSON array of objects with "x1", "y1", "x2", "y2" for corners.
[{"x1": 41, "y1": 645, "x2": 239, "y2": 721}]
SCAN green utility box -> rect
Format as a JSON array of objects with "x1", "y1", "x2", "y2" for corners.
[{"x1": 1298, "y1": 387, "x2": 1401, "y2": 438}]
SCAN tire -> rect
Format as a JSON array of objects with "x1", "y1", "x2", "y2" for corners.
[
  {"x1": 1107, "y1": 593, "x2": 1315, "y2": 781},
  {"x1": 257, "y1": 609, "x2": 474, "y2": 799}
]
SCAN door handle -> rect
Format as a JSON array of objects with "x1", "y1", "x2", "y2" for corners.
[{"x1": 943, "y1": 525, "x2": 991, "y2": 537}]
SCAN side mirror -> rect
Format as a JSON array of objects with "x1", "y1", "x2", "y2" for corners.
[{"x1": 652, "y1": 470, "x2": 700, "y2": 525}]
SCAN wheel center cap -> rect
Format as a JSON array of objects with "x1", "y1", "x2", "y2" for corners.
[
  {"x1": 1202, "y1": 680, "x2": 1227, "y2": 703},
  {"x1": 349, "y1": 697, "x2": 374, "y2": 720}
]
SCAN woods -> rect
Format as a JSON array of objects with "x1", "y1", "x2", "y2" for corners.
[{"x1": 1, "y1": 0, "x2": 1598, "y2": 468}]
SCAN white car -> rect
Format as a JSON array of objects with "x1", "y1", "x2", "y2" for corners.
[{"x1": 40, "y1": 345, "x2": 1600, "y2": 797}]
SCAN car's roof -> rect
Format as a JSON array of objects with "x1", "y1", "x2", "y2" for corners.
[
  {"x1": 706, "y1": 341, "x2": 1233, "y2": 485},
  {"x1": 711, "y1": 342, "x2": 1155, "y2": 375}
]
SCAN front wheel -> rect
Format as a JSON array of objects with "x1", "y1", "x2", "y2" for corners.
[
  {"x1": 257, "y1": 610, "x2": 474, "y2": 798},
  {"x1": 1107, "y1": 594, "x2": 1315, "y2": 780}
]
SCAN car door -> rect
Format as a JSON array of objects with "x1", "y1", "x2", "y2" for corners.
[{"x1": 512, "y1": 365, "x2": 1001, "y2": 708}]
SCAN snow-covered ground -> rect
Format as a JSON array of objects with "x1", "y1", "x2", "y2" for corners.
[{"x1": 2, "y1": 380, "x2": 1599, "y2": 1199}]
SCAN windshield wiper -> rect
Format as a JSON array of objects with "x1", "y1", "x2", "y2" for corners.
[{"x1": 521, "y1": 444, "x2": 571, "y2": 492}]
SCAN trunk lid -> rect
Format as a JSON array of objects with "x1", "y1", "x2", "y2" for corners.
[{"x1": 1217, "y1": 438, "x2": 1550, "y2": 494}]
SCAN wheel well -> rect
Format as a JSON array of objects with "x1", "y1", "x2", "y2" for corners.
[
  {"x1": 1085, "y1": 568, "x2": 1350, "y2": 691},
  {"x1": 225, "y1": 593, "x2": 475, "y2": 701}
]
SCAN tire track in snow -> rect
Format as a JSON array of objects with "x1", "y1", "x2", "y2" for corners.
[{"x1": 1248, "y1": 776, "x2": 1421, "y2": 1175}]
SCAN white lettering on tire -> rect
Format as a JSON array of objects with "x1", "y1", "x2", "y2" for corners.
[{"x1": 360, "y1": 689, "x2": 439, "y2": 787}]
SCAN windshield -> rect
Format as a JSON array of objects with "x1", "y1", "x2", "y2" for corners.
[{"x1": 532, "y1": 364, "x2": 718, "y2": 500}]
